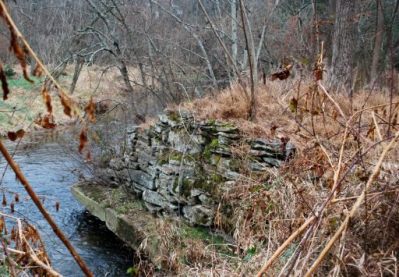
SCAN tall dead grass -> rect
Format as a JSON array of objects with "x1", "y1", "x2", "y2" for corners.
[{"x1": 179, "y1": 77, "x2": 399, "y2": 276}]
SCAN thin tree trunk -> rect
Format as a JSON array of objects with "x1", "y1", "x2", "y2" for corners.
[
  {"x1": 239, "y1": 0, "x2": 257, "y2": 120},
  {"x1": 329, "y1": 0, "x2": 357, "y2": 95},
  {"x1": 69, "y1": 56, "x2": 84, "y2": 94},
  {"x1": 114, "y1": 43, "x2": 136, "y2": 101},
  {"x1": 370, "y1": 0, "x2": 384, "y2": 83},
  {"x1": 192, "y1": 32, "x2": 218, "y2": 88},
  {"x1": 231, "y1": 0, "x2": 238, "y2": 76}
]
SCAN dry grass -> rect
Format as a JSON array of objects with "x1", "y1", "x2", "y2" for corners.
[
  {"x1": 173, "y1": 77, "x2": 399, "y2": 276},
  {"x1": 0, "y1": 64, "x2": 141, "y2": 135}
]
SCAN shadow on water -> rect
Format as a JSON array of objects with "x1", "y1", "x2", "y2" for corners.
[{"x1": 0, "y1": 131, "x2": 134, "y2": 276}]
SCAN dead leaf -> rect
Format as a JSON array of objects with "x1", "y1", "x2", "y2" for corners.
[
  {"x1": 79, "y1": 127, "x2": 88, "y2": 154},
  {"x1": 84, "y1": 97, "x2": 96, "y2": 123},
  {"x1": 271, "y1": 64, "x2": 292, "y2": 81},
  {"x1": 0, "y1": 63, "x2": 10, "y2": 100},
  {"x1": 289, "y1": 97, "x2": 298, "y2": 113},
  {"x1": 41, "y1": 86, "x2": 52, "y2": 114},
  {"x1": 59, "y1": 93, "x2": 72, "y2": 117}
]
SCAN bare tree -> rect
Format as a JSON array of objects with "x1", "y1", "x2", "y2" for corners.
[
  {"x1": 370, "y1": 0, "x2": 385, "y2": 83},
  {"x1": 329, "y1": 0, "x2": 358, "y2": 95}
]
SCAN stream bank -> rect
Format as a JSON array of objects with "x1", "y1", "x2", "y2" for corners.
[{"x1": 74, "y1": 110, "x2": 295, "y2": 272}]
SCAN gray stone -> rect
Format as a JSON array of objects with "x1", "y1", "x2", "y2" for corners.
[
  {"x1": 158, "y1": 114, "x2": 169, "y2": 124},
  {"x1": 190, "y1": 134, "x2": 206, "y2": 145},
  {"x1": 217, "y1": 157, "x2": 232, "y2": 172},
  {"x1": 144, "y1": 202, "x2": 163, "y2": 214},
  {"x1": 154, "y1": 123, "x2": 164, "y2": 134},
  {"x1": 143, "y1": 166, "x2": 159, "y2": 178},
  {"x1": 94, "y1": 168, "x2": 119, "y2": 186},
  {"x1": 183, "y1": 205, "x2": 214, "y2": 226},
  {"x1": 211, "y1": 147, "x2": 232, "y2": 157},
  {"x1": 135, "y1": 140, "x2": 152, "y2": 152},
  {"x1": 115, "y1": 169, "x2": 129, "y2": 181},
  {"x1": 157, "y1": 186, "x2": 179, "y2": 204},
  {"x1": 218, "y1": 135, "x2": 234, "y2": 146},
  {"x1": 223, "y1": 170, "x2": 241, "y2": 180},
  {"x1": 168, "y1": 131, "x2": 202, "y2": 154},
  {"x1": 86, "y1": 110, "x2": 297, "y2": 236},
  {"x1": 158, "y1": 164, "x2": 180, "y2": 175},
  {"x1": 249, "y1": 149, "x2": 281, "y2": 158},
  {"x1": 198, "y1": 194, "x2": 214, "y2": 206},
  {"x1": 262, "y1": 157, "x2": 282, "y2": 167},
  {"x1": 249, "y1": 162, "x2": 268, "y2": 171},
  {"x1": 250, "y1": 139, "x2": 295, "y2": 161},
  {"x1": 137, "y1": 133, "x2": 150, "y2": 145},
  {"x1": 137, "y1": 151, "x2": 157, "y2": 166},
  {"x1": 215, "y1": 124, "x2": 238, "y2": 133},
  {"x1": 156, "y1": 175, "x2": 175, "y2": 193},
  {"x1": 142, "y1": 190, "x2": 168, "y2": 208},
  {"x1": 127, "y1": 161, "x2": 140, "y2": 170},
  {"x1": 217, "y1": 131, "x2": 240, "y2": 139},
  {"x1": 160, "y1": 113, "x2": 181, "y2": 127},
  {"x1": 190, "y1": 189, "x2": 205, "y2": 197},
  {"x1": 161, "y1": 131, "x2": 169, "y2": 143},
  {"x1": 128, "y1": 170, "x2": 155, "y2": 190}
]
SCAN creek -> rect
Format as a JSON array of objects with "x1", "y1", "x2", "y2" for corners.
[{"x1": 0, "y1": 134, "x2": 133, "y2": 276}]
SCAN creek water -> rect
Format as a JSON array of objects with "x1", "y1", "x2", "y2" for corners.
[{"x1": 0, "y1": 136, "x2": 133, "y2": 276}]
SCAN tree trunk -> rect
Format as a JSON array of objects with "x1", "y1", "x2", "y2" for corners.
[
  {"x1": 329, "y1": 0, "x2": 357, "y2": 95},
  {"x1": 69, "y1": 56, "x2": 84, "y2": 94},
  {"x1": 113, "y1": 43, "x2": 135, "y2": 95},
  {"x1": 231, "y1": 0, "x2": 238, "y2": 74},
  {"x1": 370, "y1": 0, "x2": 384, "y2": 83}
]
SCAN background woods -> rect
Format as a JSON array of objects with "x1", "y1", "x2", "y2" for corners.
[{"x1": 0, "y1": 0, "x2": 398, "y2": 115}]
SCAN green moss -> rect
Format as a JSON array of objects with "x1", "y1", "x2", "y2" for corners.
[
  {"x1": 210, "y1": 173, "x2": 224, "y2": 184},
  {"x1": 219, "y1": 122, "x2": 236, "y2": 128},
  {"x1": 182, "y1": 226, "x2": 225, "y2": 245},
  {"x1": 203, "y1": 138, "x2": 219, "y2": 161},
  {"x1": 80, "y1": 185, "x2": 110, "y2": 203},
  {"x1": 170, "y1": 151, "x2": 183, "y2": 162},
  {"x1": 115, "y1": 200, "x2": 144, "y2": 214},
  {"x1": 209, "y1": 138, "x2": 219, "y2": 148},
  {"x1": 207, "y1": 119, "x2": 217, "y2": 125},
  {"x1": 179, "y1": 170, "x2": 224, "y2": 198},
  {"x1": 81, "y1": 185, "x2": 144, "y2": 214},
  {"x1": 167, "y1": 110, "x2": 181, "y2": 122},
  {"x1": 182, "y1": 226, "x2": 235, "y2": 256}
]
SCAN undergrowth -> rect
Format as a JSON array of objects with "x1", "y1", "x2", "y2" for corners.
[{"x1": 165, "y1": 76, "x2": 399, "y2": 276}]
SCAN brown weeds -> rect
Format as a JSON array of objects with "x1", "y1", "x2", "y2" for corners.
[{"x1": 181, "y1": 75, "x2": 399, "y2": 276}]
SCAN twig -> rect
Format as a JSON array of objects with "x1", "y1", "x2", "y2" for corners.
[
  {"x1": 304, "y1": 130, "x2": 399, "y2": 276},
  {"x1": 0, "y1": 140, "x2": 93, "y2": 276},
  {"x1": 256, "y1": 216, "x2": 316, "y2": 276},
  {"x1": 331, "y1": 188, "x2": 399, "y2": 203},
  {"x1": 372, "y1": 111, "x2": 383, "y2": 141},
  {"x1": 318, "y1": 82, "x2": 347, "y2": 120}
]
